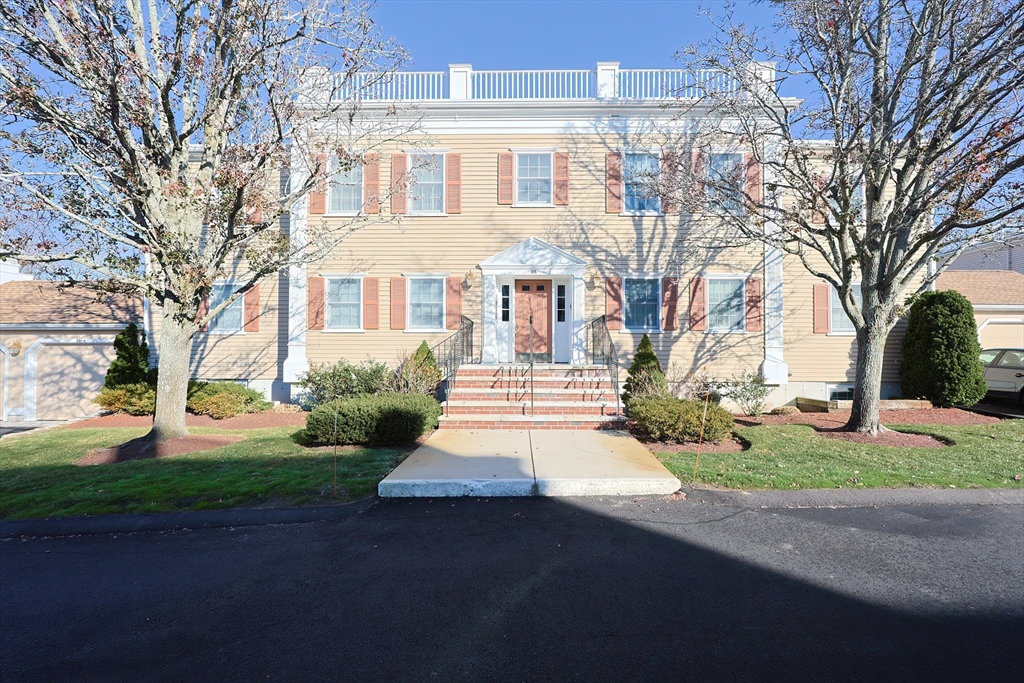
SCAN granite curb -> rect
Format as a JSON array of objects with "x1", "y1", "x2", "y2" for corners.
[{"x1": 0, "y1": 497, "x2": 378, "y2": 538}]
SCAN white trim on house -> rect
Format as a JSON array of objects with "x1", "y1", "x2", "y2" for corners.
[
  {"x1": 977, "y1": 317, "x2": 1024, "y2": 344},
  {"x1": 619, "y1": 148, "x2": 664, "y2": 216},
  {"x1": 406, "y1": 275, "x2": 448, "y2": 333},
  {"x1": 478, "y1": 237, "x2": 587, "y2": 364},
  {"x1": 282, "y1": 148, "x2": 310, "y2": 387},
  {"x1": 760, "y1": 137, "x2": 790, "y2": 384},
  {"x1": 22, "y1": 337, "x2": 112, "y2": 421},
  {"x1": 324, "y1": 153, "x2": 365, "y2": 217},
  {"x1": 321, "y1": 274, "x2": 366, "y2": 333},
  {"x1": 0, "y1": 342, "x2": 9, "y2": 421},
  {"x1": 207, "y1": 281, "x2": 247, "y2": 336},
  {"x1": 617, "y1": 274, "x2": 664, "y2": 334},
  {"x1": 405, "y1": 150, "x2": 448, "y2": 216},
  {"x1": 0, "y1": 323, "x2": 130, "y2": 331},
  {"x1": 703, "y1": 274, "x2": 749, "y2": 334},
  {"x1": 511, "y1": 150, "x2": 555, "y2": 207}
]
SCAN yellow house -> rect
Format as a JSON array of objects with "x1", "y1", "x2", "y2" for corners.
[{"x1": 172, "y1": 63, "x2": 917, "y2": 425}]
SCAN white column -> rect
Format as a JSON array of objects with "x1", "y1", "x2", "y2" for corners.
[
  {"x1": 761, "y1": 137, "x2": 789, "y2": 385},
  {"x1": 449, "y1": 64, "x2": 473, "y2": 100},
  {"x1": 596, "y1": 62, "x2": 619, "y2": 99},
  {"x1": 282, "y1": 152, "x2": 310, "y2": 390},
  {"x1": 571, "y1": 274, "x2": 587, "y2": 363},
  {"x1": 481, "y1": 274, "x2": 498, "y2": 363}
]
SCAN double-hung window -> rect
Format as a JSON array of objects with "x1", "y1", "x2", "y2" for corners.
[
  {"x1": 624, "y1": 153, "x2": 661, "y2": 213},
  {"x1": 516, "y1": 153, "x2": 552, "y2": 205},
  {"x1": 707, "y1": 277, "x2": 745, "y2": 332},
  {"x1": 209, "y1": 283, "x2": 244, "y2": 334},
  {"x1": 830, "y1": 285, "x2": 862, "y2": 334},
  {"x1": 325, "y1": 277, "x2": 362, "y2": 331},
  {"x1": 623, "y1": 278, "x2": 661, "y2": 331},
  {"x1": 328, "y1": 156, "x2": 363, "y2": 214},
  {"x1": 410, "y1": 153, "x2": 444, "y2": 214},
  {"x1": 707, "y1": 153, "x2": 744, "y2": 213},
  {"x1": 408, "y1": 277, "x2": 445, "y2": 330}
]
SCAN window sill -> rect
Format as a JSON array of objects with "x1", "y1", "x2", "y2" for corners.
[
  {"x1": 406, "y1": 212, "x2": 449, "y2": 217},
  {"x1": 511, "y1": 202, "x2": 555, "y2": 208},
  {"x1": 405, "y1": 328, "x2": 447, "y2": 334},
  {"x1": 323, "y1": 211, "x2": 362, "y2": 217},
  {"x1": 321, "y1": 329, "x2": 366, "y2": 334},
  {"x1": 621, "y1": 328, "x2": 663, "y2": 334},
  {"x1": 826, "y1": 331, "x2": 857, "y2": 337},
  {"x1": 705, "y1": 329, "x2": 747, "y2": 335},
  {"x1": 620, "y1": 211, "x2": 664, "y2": 217}
]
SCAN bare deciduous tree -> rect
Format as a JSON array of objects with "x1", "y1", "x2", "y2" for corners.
[
  {"x1": 655, "y1": 0, "x2": 1024, "y2": 433},
  {"x1": 0, "y1": 0, "x2": 417, "y2": 442}
]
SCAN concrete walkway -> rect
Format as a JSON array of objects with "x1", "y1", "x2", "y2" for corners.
[{"x1": 378, "y1": 429, "x2": 681, "y2": 497}]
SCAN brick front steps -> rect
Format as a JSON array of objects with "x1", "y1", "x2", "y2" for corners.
[{"x1": 439, "y1": 364, "x2": 625, "y2": 430}]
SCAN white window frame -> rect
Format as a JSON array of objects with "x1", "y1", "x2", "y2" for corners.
[
  {"x1": 405, "y1": 274, "x2": 447, "y2": 332},
  {"x1": 405, "y1": 149, "x2": 447, "y2": 216},
  {"x1": 322, "y1": 274, "x2": 365, "y2": 333},
  {"x1": 705, "y1": 275, "x2": 748, "y2": 334},
  {"x1": 621, "y1": 275, "x2": 663, "y2": 333},
  {"x1": 622, "y1": 149, "x2": 663, "y2": 216},
  {"x1": 829, "y1": 284, "x2": 861, "y2": 336},
  {"x1": 828, "y1": 383, "x2": 855, "y2": 401},
  {"x1": 208, "y1": 282, "x2": 245, "y2": 335},
  {"x1": 325, "y1": 155, "x2": 364, "y2": 216},
  {"x1": 707, "y1": 152, "x2": 745, "y2": 215},
  {"x1": 512, "y1": 148, "x2": 556, "y2": 207}
]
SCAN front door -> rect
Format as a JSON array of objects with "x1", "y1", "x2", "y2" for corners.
[{"x1": 514, "y1": 280, "x2": 552, "y2": 362}]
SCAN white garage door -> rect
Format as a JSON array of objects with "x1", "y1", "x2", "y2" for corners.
[
  {"x1": 981, "y1": 322, "x2": 1024, "y2": 350},
  {"x1": 35, "y1": 343, "x2": 116, "y2": 420}
]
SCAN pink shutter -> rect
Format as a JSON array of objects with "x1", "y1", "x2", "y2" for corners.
[
  {"x1": 689, "y1": 276, "x2": 706, "y2": 331},
  {"x1": 243, "y1": 285, "x2": 260, "y2": 333},
  {"x1": 197, "y1": 296, "x2": 210, "y2": 333},
  {"x1": 390, "y1": 277, "x2": 406, "y2": 330},
  {"x1": 363, "y1": 153, "x2": 380, "y2": 214},
  {"x1": 307, "y1": 277, "x2": 324, "y2": 331},
  {"x1": 308, "y1": 153, "x2": 327, "y2": 215},
  {"x1": 497, "y1": 152, "x2": 514, "y2": 205},
  {"x1": 446, "y1": 276, "x2": 462, "y2": 330},
  {"x1": 662, "y1": 277, "x2": 679, "y2": 331},
  {"x1": 605, "y1": 152, "x2": 622, "y2": 213},
  {"x1": 745, "y1": 277, "x2": 763, "y2": 332},
  {"x1": 745, "y1": 153, "x2": 762, "y2": 204},
  {"x1": 605, "y1": 276, "x2": 623, "y2": 330},
  {"x1": 553, "y1": 152, "x2": 570, "y2": 205},
  {"x1": 661, "y1": 151, "x2": 678, "y2": 214},
  {"x1": 813, "y1": 283, "x2": 830, "y2": 334},
  {"x1": 363, "y1": 277, "x2": 379, "y2": 330},
  {"x1": 446, "y1": 153, "x2": 462, "y2": 214},
  {"x1": 390, "y1": 154, "x2": 407, "y2": 214}
]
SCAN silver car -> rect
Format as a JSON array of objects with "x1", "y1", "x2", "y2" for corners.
[{"x1": 980, "y1": 349, "x2": 1024, "y2": 405}]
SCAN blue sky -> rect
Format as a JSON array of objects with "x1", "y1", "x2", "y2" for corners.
[{"x1": 371, "y1": 0, "x2": 784, "y2": 72}]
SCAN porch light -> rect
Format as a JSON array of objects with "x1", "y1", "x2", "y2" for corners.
[
  {"x1": 462, "y1": 271, "x2": 476, "y2": 288},
  {"x1": 8, "y1": 340, "x2": 21, "y2": 357}
]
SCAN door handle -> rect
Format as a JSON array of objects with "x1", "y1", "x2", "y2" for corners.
[{"x1": 1015, "y1": 373, "x2": 1024, "y2": 378}]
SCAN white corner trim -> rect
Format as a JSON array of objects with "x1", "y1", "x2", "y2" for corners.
[
  {"x1": 23, "y1": 338, "x2": 113, "y2": 421},
  {"x1": 0, "y1": 342, "x2": 8, "y2": 421},
  {"x1": 977, "y1": 317, "x2": 1024, "y2": 343}
]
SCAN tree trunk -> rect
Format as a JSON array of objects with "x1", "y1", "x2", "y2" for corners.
[
  {"x1": 149, "y1": 302, "x2": 196, "y2": 442},
  {"x1": 846, "y1": 325, "x2": 889, "y2": 434}
]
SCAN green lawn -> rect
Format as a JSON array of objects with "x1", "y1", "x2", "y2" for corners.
[
  {"x1": 657, "y1": 421, "x2": 1024, "y2": 490},
  {"x1": 0, "y1": 426, "x2": 416, "y2": 520}
]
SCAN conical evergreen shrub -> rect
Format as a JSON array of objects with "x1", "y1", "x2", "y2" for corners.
[
  {"x1": 901, "y1": 290, "x2": 987, "y2": 407},
  {"x1": 104, "y1": 323, "x2": 151, "y2": 388},
  {"x1": 622, "y1": 333, "x2": 668, "y2": 404}
]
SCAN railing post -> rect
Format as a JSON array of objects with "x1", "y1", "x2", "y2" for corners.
[
  {"x1": 449, "y1": 64, "x2": 473, "y2": 100},
  {"x1": 596, "y1": 62, "x2": 619, "y2": 99}
]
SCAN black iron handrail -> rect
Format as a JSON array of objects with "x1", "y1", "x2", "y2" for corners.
[
  {"x1": 430, "y1": 315, "x2": 476, "y2": 404},
  {"x1": 583, "y1": 315, "x2": 621, "y2": 417}
]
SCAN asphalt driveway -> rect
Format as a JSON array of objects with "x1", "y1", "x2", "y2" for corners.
[{"x1": 2, "y1": 492, "x2": 1022, "y2": 682}]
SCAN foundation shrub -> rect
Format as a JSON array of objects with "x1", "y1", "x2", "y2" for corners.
[
  {"x1": 186, "y1": 381, "x2": 271, "y2": 418},
  {"x1": 94, "y1": 382, "x2": 156, "y2": 416},
  {"x1": 298, "y1": 359, "x2": 392, "y2": 405},
  {"x1": 304, "y1": 393, "x2": 442, "y2": 445},
  {"x1": 390, "y1": 342, "x2": 443, "y2": 395},
  {"x1": 103, "y1": 323, "x2": 150, "y2": 388},
  {"x1": 629, "y1": 398, "x2": 734, "y2": 443},
  {"x1": 623, "y1": 334, "x2": 668, "y2": 404},
  {"x1": 723, "y1": 371, "x2": 771, "y2": 417}
]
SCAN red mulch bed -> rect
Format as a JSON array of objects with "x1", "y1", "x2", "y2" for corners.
[
  {"x1": 642, "y1": 437, "x2": 747, "y2": 454},
  {"x1": 75, "y1": 434, "x2": 244, "y2": 466},
  {"x1": 67, "y1": 411, "x2": 307, "y2": 430},
  {"x1": 739, "y1": 408, "x2": 999, "y2": 428}
]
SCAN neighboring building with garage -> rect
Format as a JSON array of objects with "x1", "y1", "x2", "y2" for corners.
[
  {"x1": 935, "y1": 270, "x2": 1024, "y2": 350},
  {"x1": 0, "y1": 281, "x2": 142, "y2": 422}
]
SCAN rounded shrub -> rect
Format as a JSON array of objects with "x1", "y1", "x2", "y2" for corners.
[
  {"x1": 629, "y1": 397, "x2": 734, "y2": 443},
  {"x1": 186, "y1": 381, "x2": 271, "y2": 418},
  {"x1": 901, "y1": 290, "x2": 987, "y2": 407},
  {"x1": 304, "y1": 393, "x2": 442, "y2": 445},
  {"x1": 94, "y1": 382, "x2": 156, "y2": 415},
  {"x1": 623, "y1": 333, "x2": 669, "y2": 404}
]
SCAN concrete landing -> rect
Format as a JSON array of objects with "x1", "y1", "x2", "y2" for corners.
[{"x1": 378, "y1": 430, "x2": 680, "y2": 498}]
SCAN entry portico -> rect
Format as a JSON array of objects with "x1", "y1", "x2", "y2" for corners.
[{"x1": 479, "y1": 237, "x2": 587, "y2": 365}]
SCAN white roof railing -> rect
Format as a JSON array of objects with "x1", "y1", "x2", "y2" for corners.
[{"x1": 325, "y1": 62, "x2": 751, "y2": 102}]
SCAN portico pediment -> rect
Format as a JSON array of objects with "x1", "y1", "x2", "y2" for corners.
[{"x1": 479, "y1": 237, "x2": 586, "y2": 275}]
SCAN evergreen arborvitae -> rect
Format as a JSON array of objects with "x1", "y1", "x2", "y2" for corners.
[
  {"x1": 901, "y1": 290, "x2": 987, "y2": 407},
  {"x1": 104, "y1": 323, "x2": 151, "y2": 388},
  {"x1": 412, "y1": 340, "x2": 438, "y2": 368},
  {"x1": 622, "y1": 333, "x2": 668, "y2": 404}
]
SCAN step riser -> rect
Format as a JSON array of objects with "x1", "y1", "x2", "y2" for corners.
[
  {"x1": 443, "y1": 406, "x2": 619, "y2": 417},
  {"x1": 456, "y1": 380, "x2": 612, "y2": 390},
  {"x1": 456, "y1": 369, "x2": 610, "y2": 379},
  {"x1": 449, "y1": 391, "x2": 613, "y2": 401},
  {"x1": 438, "y1": 421, "x2": 626, "y2": 431}
]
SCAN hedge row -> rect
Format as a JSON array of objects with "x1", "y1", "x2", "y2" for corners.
[
  {"x1": 629, "y1": 398, "x2": 734, "y2": 443},
  {"x1": 304, "y1": 393, "x2": 442, "y2": 445}
]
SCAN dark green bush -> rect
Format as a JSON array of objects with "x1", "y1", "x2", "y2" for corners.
[
  {"x1": 94, "y1": 383, "x2": 156, "y2": 415},
  {"x1": 104, "y1": 323, "x2": 150, "y2": 388},
  {"x1": 629, "y1": 398, "x2": 734, "y2": 443},
  {"x1": 623, "y1": 333, "x2": 668, "y2": 404},
  {"x1": 298, "y1": 359, "x2": 391, "y2": 405},
  {"x1": 304, "y1": 393, "x2": 442, "y2": 445},
  {"x1": 186, "y1": 381, "x2": 271, "y2": 418},
  {"x1": 391, "y1": 343, "x2": 443, "y2": 395},
  {"x1": 901, "y1": 290, "x2": 987, "y2": 407}
]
